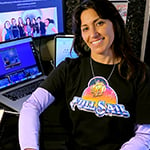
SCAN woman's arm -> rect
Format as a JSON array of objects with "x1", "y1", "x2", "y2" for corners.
[
  {"x1": 2, "y1": 28, "x2": 6, "y2": 41},
  {"x1": 120, "y1": 124, "x2": 150, "y2": 150},
  {"x1": 19, "y1": 87, "x2": 55, "y2": 150}
]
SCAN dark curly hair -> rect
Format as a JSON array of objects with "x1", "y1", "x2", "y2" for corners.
[{"x1": 72, "y1": 0, "x2": 146, "y2": 81}]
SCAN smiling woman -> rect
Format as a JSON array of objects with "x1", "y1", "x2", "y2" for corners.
[{"x1": 80, "y1": 8, "x2": 115, "y2": 64}]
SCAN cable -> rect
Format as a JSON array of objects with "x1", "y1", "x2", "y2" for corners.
[{"x1": 4, "y1": 110, "x2": 19, "y2": 115}]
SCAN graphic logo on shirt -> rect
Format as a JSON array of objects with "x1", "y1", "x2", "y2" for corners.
[{"x1": 70, "y1": 76, "x2": 130, "y2": 118}]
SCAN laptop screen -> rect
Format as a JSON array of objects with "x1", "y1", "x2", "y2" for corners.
[
  {"x1": 0, "y1": 37, "x2": 42, "y2": 90},
  {"x1": 55, "y1": 35, "x2": 78, "y2": 67}
]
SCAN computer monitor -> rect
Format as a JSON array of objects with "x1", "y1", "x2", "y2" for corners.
[
  {"x1": 0, "y1": 0, "x2": 64, "y2": 42},
  {"x1": 54, "y1": 35, "x2": 78, "y2": 67}
]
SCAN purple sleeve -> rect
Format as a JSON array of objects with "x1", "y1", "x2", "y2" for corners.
[
  {"x1": 120, "y1": 124, "x2": 150, "y2": 150},
  {"x1": 19, "y1": 87, "x2": 55, "y2": 150}
]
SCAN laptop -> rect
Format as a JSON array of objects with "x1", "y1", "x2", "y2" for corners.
[
  {"x1": 54, "y1": 35, "x2": 78, "y2": 67},
  {"x1": 0, "y1": 37, "x2": 46, "y2": 112}
]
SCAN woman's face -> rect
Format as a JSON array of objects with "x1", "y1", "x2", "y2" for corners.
[
  {"x1": 12, "y1": 19, "x2": 16, "y2": 25},
  {"x1": 44, "y1": 19, "x2": 49, "y2": 27},
  {"x1": 18, "y1": 18, "x2": 22, "y2": 23},
  {"x1": 26, "y1": 18, "x2": 30, "y2": 24},
  {"x1": 80, "y1": 8, "x2": 115, "y2": 59},
  {"x1": 32, "y1": 19, "x2": 36, "y2": 24},
  {"x1": 5, "y1": 21, "x2": 10, "y2": 29}
]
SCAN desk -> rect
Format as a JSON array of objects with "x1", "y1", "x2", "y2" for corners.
[
  {"x1": 0, "y1": 104, "x2": 20, "y2": 150},
  {"x1": 0, "y1": 100, "x2": 71, "y2": 150}
]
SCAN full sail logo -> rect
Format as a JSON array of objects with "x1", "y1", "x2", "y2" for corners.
[{"x1": 70, "y1": 76, "x2": 130, "y2": 118}]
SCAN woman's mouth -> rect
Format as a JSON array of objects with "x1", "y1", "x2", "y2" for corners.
[{"x1": 92, "y1": 37, "x2": 104, "y2": 45}]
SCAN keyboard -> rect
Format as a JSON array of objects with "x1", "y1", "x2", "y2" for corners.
[{"x1": 3, "y1": 80, "x2": 43, "y2": 101}]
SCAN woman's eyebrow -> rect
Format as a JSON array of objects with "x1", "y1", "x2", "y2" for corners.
[{"x1": 81, "y1": 17, "x2": 100, "y2": 27}]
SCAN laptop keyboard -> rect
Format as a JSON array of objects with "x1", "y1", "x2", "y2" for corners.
[{"x1": 3, "y1": 79, "x2": 44, "y2": 101}]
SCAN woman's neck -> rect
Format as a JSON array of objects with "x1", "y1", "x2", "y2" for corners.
[{"x1": 90, "y1": 54, "x2": 120, "y2": 65}]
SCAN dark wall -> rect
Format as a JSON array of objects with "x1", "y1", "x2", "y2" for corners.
[{"x1": 126, "y1": 0, "x2": 146, "y2": 57}]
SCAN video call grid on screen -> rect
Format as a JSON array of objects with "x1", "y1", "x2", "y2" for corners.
[{"x1": 0, "y1": 0, "x2": 64, "y2": 42}]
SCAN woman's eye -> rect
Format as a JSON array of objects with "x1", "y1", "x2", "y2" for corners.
[
  {"x1": 97, "y1": 21, "x2": 104, "y2": 26},
  {"x1": 82, "y1": 27, "x2": 88, "y2": 32}
]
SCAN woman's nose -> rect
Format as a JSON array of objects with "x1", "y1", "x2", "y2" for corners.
[{"x1": 90, "y1": 27, "x2": 99, "y2": 38}]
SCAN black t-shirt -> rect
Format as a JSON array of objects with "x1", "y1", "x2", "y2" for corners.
[{"x1": 40, "y1": 56, "x2": 150, "y2": 150}]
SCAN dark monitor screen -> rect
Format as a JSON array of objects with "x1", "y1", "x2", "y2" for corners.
[{"x1": 0, "y1": 0, "x2": 64, "y2": 42}]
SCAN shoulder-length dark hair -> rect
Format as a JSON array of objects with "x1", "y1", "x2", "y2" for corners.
[{"x1": 72, "y1": 0, "x2": 146, "y2": 81}]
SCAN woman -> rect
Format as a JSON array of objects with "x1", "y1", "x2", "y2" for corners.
[
  {"x1": 2, "y1": 20, "x2": 13, "y2": 41},
  {"x1": 11, "y1": 18, "x2": 20, "y2": 39},
  {"x1": 19, "y1": 0, "x2": 150, "y2": 150},
  {"x1": 18, "y1": 17, "x2": 26, "y2": 38},
  {"x1": 44, "y1": 18, "x2": 58, "y2": 35},
  {"x1": 31, "y1": 18, "x2": 40, "y2": 37},
  {"x1": 24, "y1": 17, "x2": 33, "y2": 36}
]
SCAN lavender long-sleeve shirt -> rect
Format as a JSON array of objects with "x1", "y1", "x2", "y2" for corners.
[{"x1": 19, "y1": 87, "x2": 150, "y2": 150}]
